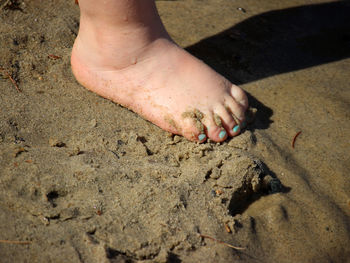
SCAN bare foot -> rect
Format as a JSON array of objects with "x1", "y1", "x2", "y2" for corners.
[{"x1": 71, "y1": 0, "x2": 248, "y2": 142}]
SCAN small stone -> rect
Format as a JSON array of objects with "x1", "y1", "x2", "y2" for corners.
[
  {"x1": 49, "y1": 138, "x2": 65, "y2": 147},
  {"x1": 215, "y1": 189, "x2": 223, "y2": 195},
  {"x1": 224, "y1": 222, "x2": 232, "y2": 233},
  {"x1": 237, "y1": 7, "x2": 246, "y2": 13},
  {"x1": 209, "y1": 167, "x2": 221, "y2": 179},
  {"x1": 60, "y1": 207, "x2": 79, "y2": 221},
  {"x1": 251, "y1": 175, "x2": 261, "y2": 192},
  {"x1": 227, "y1": 221, "x2": 236, "y2": 233},
  {"x1": 173, "y1": 135, "x2": 181, "y2": 143},
  {"x1": 90, "y1": 119, "x2": 97, "y2": 128},
  {"x1": 13, "y1": 147, "x2": 27, "y2": 157},
  {"x1": 68, "y1": 146, "x2": 83, "y2": 156},
  {"x1": 39, "y1": 215, "x2": 50, "y2": 226},
  {"x1": 262, "y1": 175, "x2": 283, "y2": 193},
  {"x1": 269, "y1": 178, "x2": 283, "y2": 193}
]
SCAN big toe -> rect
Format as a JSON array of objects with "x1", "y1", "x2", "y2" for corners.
[{"x1": 230, "y1": 84, "x2": 249, "y2": 110}]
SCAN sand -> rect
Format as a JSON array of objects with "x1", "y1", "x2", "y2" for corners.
[{"x1": 0, "y1": 0, "x2": 349, "y2": 262}]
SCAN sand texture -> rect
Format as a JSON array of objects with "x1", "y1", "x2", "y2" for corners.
[{"x1": 0, "y1": 0, "x2": 349, "y2": 262}]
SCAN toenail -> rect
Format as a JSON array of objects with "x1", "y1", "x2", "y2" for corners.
[
  {"x1": 233, "y1": 125, "x2": 240, "y2": 133},
  {"x1": 198, "y1": 134, "x2": 206, "y2": 141},
  {"x1": 219, "y1": 130, "x2": 226, "y2": 139}
]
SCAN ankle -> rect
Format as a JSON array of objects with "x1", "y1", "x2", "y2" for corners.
[{"x1": 74, "y1": 16, "x2": 171, "y2": 70}]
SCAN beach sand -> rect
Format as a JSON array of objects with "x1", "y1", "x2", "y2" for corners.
[{"x1": 0, "y1": 0, "x2": 349, "y2": 262}]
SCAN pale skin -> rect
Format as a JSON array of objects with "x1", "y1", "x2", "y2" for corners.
[{"x1": 71, "y1": 0, "x2": 249, "y2": 142}]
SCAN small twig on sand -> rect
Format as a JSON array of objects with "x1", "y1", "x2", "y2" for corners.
[
  {"x1": 224, "y1": 222, "x2": 232, "y2": 233},
  {"x1": 200, "y1": 234, "x2": 245, "y2": 250},
  {"x1": 48, "y1": 54, "x2": 61, "y2": 60},
  {"x1": 292, "y1": 131, "x2": 302, "y2": 148},
  {"x1": 0, "y1": 68, "x2": 21, "y2": 92},
  {"x1": 0, "y1": 239, "x2": 31, "y2": 245}
]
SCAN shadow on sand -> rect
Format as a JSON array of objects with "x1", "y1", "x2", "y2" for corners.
[
  {"x1": 186, "y1": 1, "x2": 350, "y2": 84},
  {"x1": 186, "y1": 1, "x2": 350, "y2": 130}
]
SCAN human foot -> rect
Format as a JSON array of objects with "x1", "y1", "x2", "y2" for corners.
[{"x1": 71, "y1": 0, "x2": 248, "y2": 142}]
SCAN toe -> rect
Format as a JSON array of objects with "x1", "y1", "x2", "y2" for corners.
[
  {"x1": 230, "y1": 84, "x2": 249, "y2": 110},
  {"x1": 213, "y1": 104, "x2": 238, "y2": 137},
  {"x1": 181, "y1": 117, "x2": 207, "y2": 142},
  {"x1": 224, "y1": 95, "x2": 246, "y2": 121},
  {"x1": 201, "y1": 112, "x2": 228, "y2": 142}
]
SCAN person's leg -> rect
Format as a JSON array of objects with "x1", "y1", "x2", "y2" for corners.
[{"x1": 71, "y1": 0, "x2": 248, "y2": 142}]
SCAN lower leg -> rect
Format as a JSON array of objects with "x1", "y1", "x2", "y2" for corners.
[
  {"x1": 71, "y1": 0, "x2": 248, "y2": 142},
  {"x1": 76, "y1": 0, "x2": 170, "y2": 69}
]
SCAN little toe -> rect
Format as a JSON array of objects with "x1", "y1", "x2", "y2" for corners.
[
  {"x1": 181, "y1": 117, "x2": 207, "y2": 142},
  {"x1": 197, "y1": 133, "x2": 207, "y2": 143}
]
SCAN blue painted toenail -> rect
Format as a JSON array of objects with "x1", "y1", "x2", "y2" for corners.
[
  {"x1": 233, "y1": 125, "x2": 240, "y2": 133},
  {"x1": 198, "y1": 134, "x2": 206, "y2": 141},
  {"x1": 219, "y1": 130, "x2": 226, "y2": 139}
]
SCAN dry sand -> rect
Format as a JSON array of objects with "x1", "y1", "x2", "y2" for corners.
[{"x1": 0, "y1": 0, "x2": 349, "y2": 262}]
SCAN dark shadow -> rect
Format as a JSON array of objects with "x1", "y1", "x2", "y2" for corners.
[
  {"x1": 244, "y1": 92, "x2": 273, "y2": 130},
  {"x1": 167, "y1": 252, "x2": 182, "y2": 263},
  {"x1": 105, "y1": 247, "x2": 135, "y2": 263},
  {"x1": 46, "y1": 190, "x2": 59, "y2": 208},
  {"x1": 186, "y1": 1, "x2": 350, "y2": 85},
  {"x1": 228, "y1": 162, "x2": 291, "y2": 216}
]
